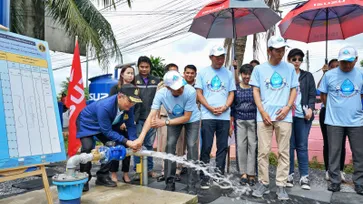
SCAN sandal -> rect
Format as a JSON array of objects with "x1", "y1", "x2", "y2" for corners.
[
  {"x1": 248, "y1": 176, "x2": 256, "y2": 186},
  {"x1": 240, "y1": 174, "x2": 248, "y2": 186},
  {"x1": 123, "y1": 176, "x2": 131, "y2": 184}
]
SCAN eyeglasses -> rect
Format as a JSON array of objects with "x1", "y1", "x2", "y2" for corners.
[{"x1": 292, "y1": 58, "x2": 303, "y2": 62}]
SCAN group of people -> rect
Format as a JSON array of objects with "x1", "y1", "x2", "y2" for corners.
[{"x1": 74, "y1": 34, "x2": 363, "y2": 200}]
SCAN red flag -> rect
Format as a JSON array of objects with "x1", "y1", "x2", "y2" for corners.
[{"x1": 66, "y1": 40, "x2": 86, "y2": 156}]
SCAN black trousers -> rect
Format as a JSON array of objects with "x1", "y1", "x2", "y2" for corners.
[
  {"x1": 79, "y1": 134, "x2": 113, "y2": 182},
  {"x1": 110, "y1": 130, "x2": 130, "y2": 173},
  {"x1": 319, "y1": 107, "x2": 346, "y2": 171}
]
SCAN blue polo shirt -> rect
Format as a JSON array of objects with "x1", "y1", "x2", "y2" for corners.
[
  {"x1": 195, "y1": 66, "x2": 236, "y2": 120},
  {"x1": 249, "y1": 61, "x2": 299, "y2": 123},
  {"x1": 151, "y1": 84, "x2": 200, "y2": 123},
  {"x1": 318, "y1": 67, "x2": 363, "y2": 127}
]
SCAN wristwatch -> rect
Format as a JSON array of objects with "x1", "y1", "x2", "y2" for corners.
[
  {"x1": 165, "y1": 119, "x2": 170, "y2": 126},
  {"x1": 286, "y1": 104, "x2": 292, "y2": 109}
]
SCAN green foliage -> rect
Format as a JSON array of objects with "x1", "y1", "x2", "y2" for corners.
[
  {"x1": 58, "y1": 77, "x2": 89, "y2": 100},
  {"x1": 344, "y1": 160, "x2": 354, "y2": 174},
  {"x1": 269, "y1": 152, "x2": 278, "y2": 166},
  {"x1": 360, "y1": 59, "x2": 363, "y2": 67},
  {"x1": 150, "y1": 55, "x2": 166, "y2": 79},
  {"x1": 11, "y1": 0, "x2": 132, "y2": 69},
  {"x1": 309, "y1": 156, "x2": 324, "y2": 170}
]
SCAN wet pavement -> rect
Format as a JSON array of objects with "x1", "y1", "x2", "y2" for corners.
[{"x1": 0, "y1": 158, "x2": 362, "y2": 203}]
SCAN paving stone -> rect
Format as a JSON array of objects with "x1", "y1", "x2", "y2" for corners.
[
  {"x1": 286, "y1": 185, "x2": 332, "y2": 203},
  {"x1": 331, "y1": 192, "x2": 363, "y2": 204}
]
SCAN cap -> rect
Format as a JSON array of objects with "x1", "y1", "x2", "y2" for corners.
[
  {"x1": 163, "y1": 70, "x2": 187, "y2": 90},
  {"x1": 338, "y1": 46, "x2": 358, "y2": 62},
  {"x1": 268, "y1": 35, "x2": 288, "y2": 49},
  {"x1": 119, "y1": 84, "x2": 142, "y2": 103},
  {"x1": 209, "y1": 45, "x2": 226, "y2": 56}
]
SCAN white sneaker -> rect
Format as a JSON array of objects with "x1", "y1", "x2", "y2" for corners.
[
  {"x1": 341, "y1": 171, "x2": 346, "y2": 183},
  {"x1": 325, "y1": 171, "x2": 330, "y2": 181},
  {"x1": 299, "y1": 176, "x2": 311, "y2": 190},
  {"x1": 286, "y1": 173, "x2": 294, "y2": 188}
]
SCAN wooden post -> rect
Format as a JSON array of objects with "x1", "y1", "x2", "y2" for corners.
[
  {"x1": 40, "y1": 165, "x2": 53, "y2": 203},
  {"x1": 0, "y1": 164, "x2": 54, "y2": 204}
]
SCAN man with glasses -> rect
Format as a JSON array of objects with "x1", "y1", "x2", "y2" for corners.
[
  {"x1": 196, "y1": 45, "x2": 236, "y2": 190},
  {"x1": 319, "y1": 46, "x2": 363, "y2": 195},
  {"x1": 250, "y1": 35, "x2": 298, "y2": 200},
  {"x1": 76, "y1": 84, "x2": 143, "y2": 192}
]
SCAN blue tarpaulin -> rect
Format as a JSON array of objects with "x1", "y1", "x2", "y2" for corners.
[{"x1": 0, "y1": 0, "x2": 10, "y2": 28}]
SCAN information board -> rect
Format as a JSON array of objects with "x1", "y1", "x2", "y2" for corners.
[{"x1": 0, "y1": 30, "x2": 66, "y2": 169}]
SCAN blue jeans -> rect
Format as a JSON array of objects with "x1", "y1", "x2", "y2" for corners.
[
  {"x1": 134, "y1": 120, "x2": 156, "y2": 171},
  {"x1": 165, "y1": 121, "x2": 199, "y2": 187},
  {"x1": 200, "y1": 119, "x2": 229, "y2": 178},
  {"x1": 289, "y1": 117, "x2": 312, "y2": 177}
]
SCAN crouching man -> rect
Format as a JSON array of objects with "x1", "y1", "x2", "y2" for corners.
[{"x1": 76, "y1": 84, "x2": 143, "y2": 192}]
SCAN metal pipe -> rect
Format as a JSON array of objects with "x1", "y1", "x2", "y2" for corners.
[
  {"x1": 142, "y1": 156, "x2": 148, "y2": 186},
  {"x1": 66, "y1": 152, "x2": 105, "y2": 171}
]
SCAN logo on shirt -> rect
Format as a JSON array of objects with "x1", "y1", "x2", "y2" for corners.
[
  {"x1": 335, "y1": 79, "x2": 359, "y2": 98},
  {"x1": 172, "y1": 104, "x2": 184, "y2": 117},
  {"x1": 264, "y1": 72, "x2": 287, "y2": 90},
  {"x1": 207, "y1": 75, "x2": 225, "y2": 92}
]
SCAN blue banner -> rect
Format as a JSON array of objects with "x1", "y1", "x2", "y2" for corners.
[{"x1": 0, "y1": 0, "x2": 10, "y2": 28}]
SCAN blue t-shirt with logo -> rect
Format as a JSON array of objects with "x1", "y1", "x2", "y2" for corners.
[
  {"x1": 294, "y1": 73, "x2": 304, "y2": 118},
  {"x1": 249, "y1": 61, "x2": 299, "y2": 123},
  {"x1": 151, "y1": 84, "x2": 200, "y2": 123},
  {"x1": 195, "y1": 66, "x2": 236, "y2": 120},
  {"x1": 318, "y1": 67, "x2": 363, "y2": 127}
]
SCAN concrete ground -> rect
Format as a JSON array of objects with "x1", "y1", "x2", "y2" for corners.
[
  {"x1": 1, "y1": 158, "x2": 362, "y2": 203},
  {"x1": 0, "y1": 181, "x2": 197, "y2": 204}
]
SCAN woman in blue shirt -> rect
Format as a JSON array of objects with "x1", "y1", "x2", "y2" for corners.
[{"x1": 231, "y1": 64, "x2": 257, "y2": 186}]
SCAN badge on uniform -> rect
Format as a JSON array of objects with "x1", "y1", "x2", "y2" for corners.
[
  {"x1": 123, "y1": 113, "x2": 129, "y2": 120},
  {"x1": 137, "y1": 80, "x2": 142, "y2": 85},
  {"x1": 151, "y1": 80, "x2": 156, "y2": 84}
]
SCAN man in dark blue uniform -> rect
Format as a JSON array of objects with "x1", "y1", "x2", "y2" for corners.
[{"x1": 76, "y1": 84, "x2": 142, "y2": 192}]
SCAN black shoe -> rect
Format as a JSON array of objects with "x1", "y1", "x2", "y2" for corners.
[
  {"x1": 240, "y1": 177, "x2": 248, "y2": 186},
  {"x1": 200, "y1": 177, "x2": 210, "y2": 190},
  {"x1": 328, "y1": 183, "x2": 341, "y2": 192},
  {"x1": 83, "y1": 183, "x2": 89, "y2": 192},
  {"x1": 165, "y1": 178, "x2": 175, "y2": 191},
  {"x1": 157, "y1": 175, "x2": 165, "y2": 182},
  {"x1": 96, "y1": 176, "x2": 117, "y2": 187},
  {"x1": 355, "y1": 185, "x2": 363, "y2": 195}
]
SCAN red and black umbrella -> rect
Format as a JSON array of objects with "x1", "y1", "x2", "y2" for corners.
[
  {"x1": 279, "y1": 0, "x2": 363, "y2": 64},
  {"x1": 189, "y1": 0, "x2": 281, "y2": 61}
]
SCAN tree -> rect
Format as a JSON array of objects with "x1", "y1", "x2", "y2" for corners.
[
  {"x1": 10, "y1": 0, "x2": 132, "y2": 68},
  {"x1": 150, "y1": 55, "x2": 166, "y2": 79},
  {"x1": 58, "y1": 77, "x2": 89, "y2": 101},
  {"x1": 224, "y1": 0, "x2": 280, "y2": 71},
  {"x1": 360, "y1": 59, "x2": 363, "y2": 67}
]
